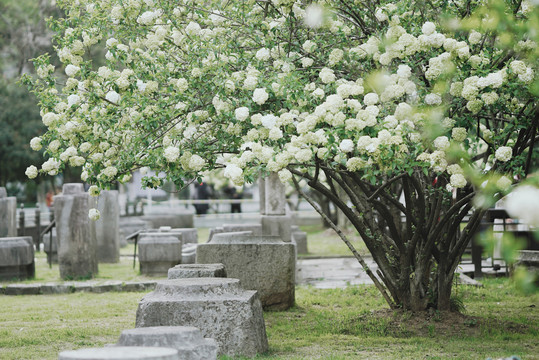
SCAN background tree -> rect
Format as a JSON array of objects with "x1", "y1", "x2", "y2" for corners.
[{"x1": 23, "y1": 0, "x2": 538, "y2": 311}]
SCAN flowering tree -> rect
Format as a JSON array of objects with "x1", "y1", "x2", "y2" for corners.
[{"x1": 23, "y1": 0, "x2": 538, "y2": 311}]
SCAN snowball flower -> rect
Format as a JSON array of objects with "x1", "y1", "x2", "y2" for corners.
[
  {"x1": 495, "y1": 146, "x2": 512, "y2": 162},
  {"x1": 278, "y1": 169, "x2": 292, "y2": 183},
  {"x1": 506, "y1": 185, "x2": 539, "y2": 226},
  {"x1": 304, "y1": 3, "x2": 324, "y2": 29},
  {"x1": 164, "y1": 146, "x2": 180, "y2": 162},
  {"x1": 30, "y1": 137, "x2": 42, "y2": 151},
  {"x1": 422, "y1": 22, "x2": 436, "y2": 35},
  {"x1": 105, "y1": 91, "x2": 121, "y2": 104},
  {"x1": 433, "y1": 136, "x2": 450, "y2": 151},
  {"x1": 364, "y1": 93, "x2": 379, "y2": 106},
  {"x1": 425, "y1": 93, "x2": 442, "y2": 105},
  {"x1": 88, "y1": 208, "x2": 101, "y2": 221},
  {"x1": 255, "y1": 48, "x2": 271, "y2": 61},
  {"x1": 339, "y1": 139, "x2": 355, "y2": 153},
  {"x1": 302, "y1": 40, "x2": 317, "y2": 53},
  {"x1": 252, "y1": 88, "x2": 269, "y2": 105},
  {"x1": 25, "y1": 165, "x2": 38, "y2": 179},
  {"x1": 185, "y1": 21, "x2": 201, "y2": 36},
  {"x1": 451, "y1": 128, "x2": 467, "y2": 142},
  {"x1": 450, "y1": 174, "x2": 467, "y2": 188},
  {"x1": 65, "y1": 64, "x2": 80, "y2": 77},
  {"x1": 319, "y1": 68, "x2": 336, "y2": 84},
  {"x1": 223, "y1": 163, "x2": 243, "y2": 184},
  {"x1": 188, "y1": 155, "x2": 206, "y2": 171},
  {"x1": 235, "y1": 107, "x2": 249, "y2": 121},
  {"x1": 67, "y1": 94, "x2": 80, "y2": 107},
  {"x1": 88, "y1": 185, "x2": 100, "y2": 197},
  {"x1": 42, "y1": 112, "x2": 59, "y2": 126},
  {"x1": 102, "y1": 166, "x2": 118, "y2": 177}
]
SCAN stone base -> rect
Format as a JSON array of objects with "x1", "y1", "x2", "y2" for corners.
[
  {"x1": 168, "y1": 264, "x2": 226, "y2": 279},
  {"x1": 118, "y1": 326, "x2": 217, "y2": 360},
  {"x1": 158, "y1": 227, "x2": 198, "y2": 244},
  {"x1": 197, "y1": 233, "x2": 295, "y2": 310},
  {"x1": 0, "y1": 236, "x2": 35, "y2": 280},
  {"x1": 59, "y1": 346, "x2": 179, "y2": 360},
  {"x1": 292, "y1": 231, "x2": 308, "y2": 254},
  {"x1": 139, "y1": 235, "x2": 182, "y2": 276},
  {"x1": 142, "y1": 213, "x2": 194, "y2": 229},
  {"x1": 261, "y1": 215, "x2": 292, "y2": 242},
  {"x1": 135, "y1": 278, "x2": 268, "y2": 357}
]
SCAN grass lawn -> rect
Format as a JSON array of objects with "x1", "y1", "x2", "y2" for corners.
[
  {"x1": 0, "y1": 278, "x2": 537, "y2": 359},
  {"x1": 1, "y1": 226, "x2": 537, "y2": 359}
]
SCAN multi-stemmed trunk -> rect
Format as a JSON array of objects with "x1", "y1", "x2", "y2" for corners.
[{"x1": 291, "y1": 165, "x2": 486, "y2": 311}]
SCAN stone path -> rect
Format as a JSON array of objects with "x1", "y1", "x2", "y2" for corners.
[{"x1": 1, "y1": 257, "x2": 500, "y2": 295}]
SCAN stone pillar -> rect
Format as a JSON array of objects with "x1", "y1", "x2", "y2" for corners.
[
  {"x1": 92, "y1": 190, "x2": 120, "y2": 263},
  {"x1": 261, "y1": 173, "x2": 292, "y2": 242},
  {"x1": 54, "y1": 183, "x2": 98, "y2": 279},
  {"x1": 258, "y1": 176, "x2": 266, "y2": 215},
  {"x1": 0, "y1": 187, "x2": 17, "y2": 237}
]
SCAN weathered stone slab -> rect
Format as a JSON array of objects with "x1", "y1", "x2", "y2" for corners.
[
  {"x1": 4, "y1": 284, "x2": 41, "y2": 295},
  {"x1": 158, "y1": 227, "x2": 198, "y2": 244},
  {"x1": 182, "y1": 243, "x2": 197, "y2": 264},
  {"x1": 118, "y1": 326, "x2": 217, "y2": 360},
  {"x1": 0, "y1": 187, "x2": 17, "y2": 237},
  {"x1": 122, "y1": 281, "x2": 157, "y2": 292},
  {"x1": 261, "y1": 215, "x2": 292, "y2": 242},
  {"x1": 222, "y1": 223, "x2": 262, "y2": 235},
  {"x1": 135, "y1": 278, "x2": 268, "y2": 357},
  {"x1": 41, "y1": 283, "x2": 72, "y2": 294},
  {"x1": 119, "y1": 217, "x2": 152, "y2": 244},
  {"x1": 55, "y1": 184, "x2": 98, "y2": 280},
  {"x1": 142, "y1": 212, "x2": 194, "y2": 229},
  {"x1": 264, "y1": 173, "x2": 286, "y2": 215},
  {"x1": 292, "y1": 231, "x2": 308, "y2": 254},
  {"x1": 207, "y1": 227, "x2": 224, "y2": 242},
  {"x1": 58, "y1": 346, "x2": 179, "y2": 360},
  {"x1": 197, "y1": 233, "x2": 295, "y2": 310},
  {"x1": 138, "y1": 234, "x2": 182, "y2": 276},
  {"x1": 92, "y1": 190, "x2": 120, "y2": 263},
  {"x1": 0, "y1": 236, "x2": 35, "y2": 280},
  {"x1": 168, "y1": 264, "x2": 226, "y2": 279},
  {"x1": 91, "y1": 280, "x2": 123, "y2": 293}
]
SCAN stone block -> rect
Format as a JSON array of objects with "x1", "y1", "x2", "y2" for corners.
[
  {"x1": 0, "y1": 236, "x2": 35, "y2": 280},
  {"x1": 41, "y1": 283, "x2": 72, "y2": 294},
  {"x1": 119, "y1": 217, "x2": 152, "y2": 244},
  {"x1": 197, "y1": 233, "x2": 296, "y2": 310},
  {"x1": 168, "y1": 264, "x2": 226, "y2": 279},
  {"x1": 261, "y1": 215, "x2": 293, "y2": 242},
  {"x1": 122, "y1": 281, "x2": 157, "y2": 292},
  {"x1": 135, "y1": 278, "x2": 268, "y2": 358},
  {"x1": 207, "y1": 227, "x2": 224, "y2": 242},
  {"x1": 55, "y1": 184, "x2": 98, "y2": 280},
  {"x1": 58, "y1": 346, "x2": 179, "y2": 360},
  {"x1": 91, "y1": 281, "x2": 123, "y2": 293},
  {"x1": 182, "y1": 243, "x2": 197, "y2": 264},
  {"x1": 222, "y1": 223, "x2": 262, "y2": 235},
  {"x1": 264, "y1": 173, "x2": 286, "y2": 215},
  {"x1": 138, "y1": 234, "x2": 182, "y2": 276},
  {"x1": 92, "y1": 190, "x2": 120, "y2": 263},
  {"x1": 0, "y1": 187, "x2": 17, "y2": 237},
  {"x1": 158, "y1": 227, "x2": 198, "y2": 244},
  {"x1": 142, "y1": 212, "x2": 194, "y2": 229},
  {"x1": 292, "y1": 231, "x2": 308, "y2": 254},
  {"x1": 117, "y1": 326, "x2": 217, "y2": 360},
  {"x1": 5, "y1": 284, "x2": 41, "y2": 295}
]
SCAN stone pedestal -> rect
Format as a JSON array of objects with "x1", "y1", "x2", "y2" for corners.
[
  {"x1": 142, "y1": 211, "x2": 194, "y2": 229},
  {"x1": 158, "y1": 227, "x2": 198, "y2": 244},
  {"x1": 264, "y1": 172, "x2": 286, "y2": 215},
  {"x1": 0, "y1": 187, "x2": 17, "y2": 237},
  {"x1": 139, "y1": 234, "x2": 182, "y2": 276},
  {"x1": 54, "y1": 183, "x2": 98, "y2": 279},
  {"x1": 168, "y1": 264, "x2": 226, "y2": 279},
  {"x1": 59, "y1": 347, "x2": 179, "y2": 360},
  {"x1": 92, "y1": 190, "x2": 120, "y2": 263},
  {"x1": 118, "y1": 326, "x2": 218, "y2": 360},
  {"x1": 197, "y1": 233, "x2": 296, "y2": 310},
  {"x1": 0, "y1": 236, "x2": 35, "y2": 280},
  {"x1": 292, "y1": 230, "x2": 308, "y2": 254},
  {"x1": 119, "y1": 217, "x2": 152, "y2": 244},
  {"x1": 135, "y1": 278, "x2": 268, "y2": 358},
  {"x1": 261, "y1": 215, "x2": 293, "y2": 242},
  {"x1": 222, "y1": 223, "x2": 262, "y2": 235}
]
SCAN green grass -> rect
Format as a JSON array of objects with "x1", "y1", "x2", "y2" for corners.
[
  {"x1": 1, "y1": 278, "x2": 537, "y2": 359},
  {"x1": 299, "y1": 224, "x2": 368, "y2": 257}
]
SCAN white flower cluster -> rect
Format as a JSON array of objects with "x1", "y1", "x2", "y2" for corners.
[
  {"x1": 495, "y1": 146, "x2": 512, "y2": 162},
  {"x1": 88, "y1": 208, "x2": 101, "y2": 221}
]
